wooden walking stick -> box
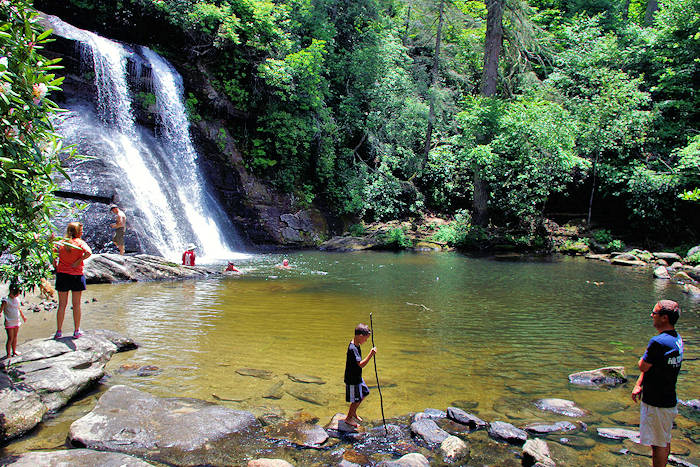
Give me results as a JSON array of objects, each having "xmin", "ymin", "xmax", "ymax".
[{"xmin": 369, "ymin": 312, "xmax": 388, "ymax": 435}]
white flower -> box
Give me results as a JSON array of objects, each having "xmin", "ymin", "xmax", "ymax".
[
  {"xmin": 0, "ymin": 57, "xmax": 7, "ymax": 70},
  {"xmin": 32, "ymin": 82, "xmax": 48, "ymax": 99},
  {"xmin": 0, "ymin": 82, "xmax": 11, "ymax": 94}
]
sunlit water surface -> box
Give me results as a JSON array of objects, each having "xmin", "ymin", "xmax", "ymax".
[{"xmin": 3, "ymin": 252, "xmax": 699, "ymax": 464}]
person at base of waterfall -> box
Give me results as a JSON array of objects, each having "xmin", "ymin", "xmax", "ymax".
[
  {"xmin": 182, "ymin": 244, "xmax": 196, "ymax": 266},
  {"xmin": 225, "ymin": 262, "xmax": 238, "ymax": 272},
  {"xmin": 275, "ymin": 259, "xmax": 291, "ymax": 269},
  {"xmin": 632, "ymin": 300, "xmax": 684, "ymax": 467},
  {"xmin": 1, "ymin": 283, "xmax": 27, "ymax": 359},
  {"xmin": 344, "ymin": 323, "xmax": 376, "ymax": 428},
  {"xmin": 53, "ymin": 222, "xmax": 92, "ymax": 340},
  {"xmin": 109, "ymin": 204, "xmax": 126, "ymax": 255}
]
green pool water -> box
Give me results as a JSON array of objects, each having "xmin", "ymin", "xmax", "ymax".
[{"xmin": 3, "ymin": 251, "xmax": 698, "ymax": 464}]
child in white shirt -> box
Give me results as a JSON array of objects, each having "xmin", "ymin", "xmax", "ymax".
[{"xmin": 1, "ymin": 284, "xmax": 27, "ymax": 359}]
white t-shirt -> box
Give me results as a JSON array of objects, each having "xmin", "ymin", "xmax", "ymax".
[{"xmin": 2, "ymin": 296, "xmax": 22, "ymax": 328}]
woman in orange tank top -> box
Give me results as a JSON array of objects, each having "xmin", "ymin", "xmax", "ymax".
[{"xmin": 53, "ymin": 222, "xmax": 92, "ymax": 339}]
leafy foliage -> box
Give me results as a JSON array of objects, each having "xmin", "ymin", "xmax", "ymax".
[{"xmin": 0, "ymin": 0, "xmax": 72, "ymax": 288}]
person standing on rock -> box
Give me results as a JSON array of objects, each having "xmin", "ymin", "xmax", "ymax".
[
  {"xmin": 109, "ymin": 204, "xmax": 126, "ymax": 255},
  {"xmin": 182, "ymin": 243, "xmax": 196, "ymax": 266},
  {"xmin": 53, "ymin": 222, "xmax": 92, "ymax": 339},
  {"xmin": 632, "ymin": 300, "xmax": 684, "ymax": 467},
  {"xmin": 1, "ymin": 283, "xmax": 27, "ymax": 359},
  {"xmin": 344, "ymin": 323, "xmax": 376, "ymax": 427}
]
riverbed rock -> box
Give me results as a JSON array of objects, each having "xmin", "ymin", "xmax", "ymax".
[
  {"xmin": 524, "ymin": 421, "xmax": 578, "ymax": 435},
  {"xmin": 611, "ymin": 258, "xmax": 648, "ymax": 267},
  {"xmin": 687, "ymin": 246, "xmax": 700, "ymax": 257},
  {"xmin": 0, "ymin": 373, "xmax": 47, "ymax": 442},
  {"xmin": 534, "ymin": 399, "xmax": 588, "ymax": 417},
  {"xmin": 654, "ymin": 266, "xmax": 671, "ymax": 279},
  {"xmin": 377, "ymin": 453, "xmax": 430, "ymax": 467},
  {"xmin": 585, "ymin": 253, "xmax": 611, "ymax": 262},
  {"xmin": 0, "ymin": 330, "xmax": 137, "ymax": 442},
  {"xmin": 319, "ymin": 235, "xmax": 381, "ymax": 252},
  {"xmin": 285, "ymin": 386, "xmax": 328, "ymax": 405},
  {"xmin": 412, "ymin": 408, "xmax": 446, "ymax": 421},
  {"xmin": 440, "ymin": 435, "xmax": 469, "ymax": 462},
  {"xmin": 325, "ymin": 413, "xmax": 359, "ymax": 436},
  {"xmin": 265, "ymin": 418, "xmax": 329, "ymax": 448},
  {"xmin": 84, "ymin": 253, "xmax": 220, "ymax": 283},
  {"xmin": 0, "ymin": 449, "xmax": 154, "ymax": 466},
  {"xmin": 674, "ymin": 271, "xmax": 697, "ymax": 284},
  {"xmin": 286, "ymin": 373, "xmax": 325, "ymax": 384},
  {"xmin": 236, "ymin": 368, "xmax": 274, "ymax": 379},
  {"xmin": 248, "ymin": 459, "xmax": 295, "ymax": 467},
  {"xmin": 688, "ymin": 266, "xmax": 700, "ymax": 282},
  {"xmin": 596, "ymin": 427, "xmax": 640, "ymax": 442},
  {"xmin": 679, "ymin": 399, "xmax": 700, "ymax": 411},
  {"xmin": 446, "ymin": 406, "xmax": 488, "ymax": 430},
  {"xmin": 410, "ymin": 418, "xmax": 450, "ymax": 445},
  {"xmin": 522, "ymin": 438, "xmax": 555, "ymax": 467},
  {"xmin": 69, "ymin": 385, "xmax": 259, "ymax": 465},
  {"xmin": 568, "ymin": 367, "xmax": 627, "ymax": 388},
  {"xmin": 683, "ymin": 284, "xmax": 700, "ymax": 297},
  {"xmin": 654, "ymin": 252, "xmax": 682, "ymax": 262},
  {"xmin": 263, "ymin": 380, "xmax": 285, "ymax": 399},
  {"xmin": 488, "ymin": 421, "xmax": 527, "ymax": 445}
]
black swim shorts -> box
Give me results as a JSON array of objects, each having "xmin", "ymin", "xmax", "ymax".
[
  {"xmin": 55, "ymin": 272, "xmax": 87, "ymax": 292},
  {"xmin": 346, "ymin": 380, "xmax": 370, "ymax": 403}
]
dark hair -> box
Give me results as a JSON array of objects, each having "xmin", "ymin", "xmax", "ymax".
[
  {"xmin": 355, "ymin": 323, "xmax": 371, "ymax": 336},
  {"xmin": 66, "ymin": 222, "xmax": 83, "ymax": 239},
  {"xmin": 9, "ymin": 283, "xmax": 20, "ymax": 295},
  {"xmin": 655, "ymin": 300, "xmax": 681, "ymax": 325}
]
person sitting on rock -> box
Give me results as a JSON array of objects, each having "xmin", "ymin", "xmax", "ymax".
[{"xmin": 182, "ymin": 244, "xmax": 196, "ymax": 266}]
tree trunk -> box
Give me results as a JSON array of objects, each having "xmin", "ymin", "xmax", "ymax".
[
  {"xmin": 645, "ymin": 0, "xmax": 658, "ymax": 26},
  {"xmin": 418, "ymin": 0, "xmax": 445, "ymax": 174},
  {"xmin": 587, "ymin": 151, "xmax": 599, "ymax": 226},
  {"xmin": 621, "ymin": 0, "xmax": 630, "ymax": 22},
  {"xmin": 402, "ymin": 5, "xmax": 411, "ymax": 46},
  {"xmin": 472, "ymin": 0, "xmax": 504, "ymax": 227}
]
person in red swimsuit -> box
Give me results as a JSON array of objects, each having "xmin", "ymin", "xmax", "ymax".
[{"xmin": 182, "ymin": 244, "xmax": 196, "ymax": 266}]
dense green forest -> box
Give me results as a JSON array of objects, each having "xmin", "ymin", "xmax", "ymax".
[{"xmin": 1, "ymin": 0, "xmax": 699, "ymax": 285}]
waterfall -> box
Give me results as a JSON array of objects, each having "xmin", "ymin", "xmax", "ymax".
[{"xmin": 45, "ymin": 15, "xmax": 246, "ymax": 261}]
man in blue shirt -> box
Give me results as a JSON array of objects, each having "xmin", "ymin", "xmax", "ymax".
[{"xmin": 632, "ymin": 300, "xmax": 684, "ymax": 467}]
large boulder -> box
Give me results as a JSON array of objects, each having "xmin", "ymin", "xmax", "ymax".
[
  {"xmin": 522, "ymin": 438, "xmax": 555, "ymax": 467},
  {"xmin": 264, "ymin": 418, "xmax": 329, "ymax": 448},
  {"xmin": 0, "ymin": 330, "xmax": 136, "ymax": 442},
  {"xmin": 687, "ymin": 245, "xmax": 700, "ymax": 258},
  {"xmin": 83, "ymin": 253, "xmax": 220, "ymax": 283},
  {"xmin": 653, "ymin": 252, "xmax": 682, "ymax": 262},
  {"xmin": 440, "ymin": 435, "xmax": 469, "ymax": 462},
  {"xmin": 654, "ymin": 266, "xmax": 671, "ymax": 279},
  {"xmin": 319, "ymin": 235, "xmax": 381, "ymax": 252},
  {"xmin": 524, "ymin": 421, "xmax": 578, "ymax": 435},
  {"xmin": 69, "ymin": 385, "xmax": 260, "ymax": 465},
  {"xmin": 568, "ymin": 367, "xmax": 627, "ymax": 388},
  {"xmin": 0, "ymin": 449, "xmax": 154, "ymax": 466},
  {"xmin": 683, "ymin": 284, "xmax": 700, "ymax": 297},
  {"xmin": 596, "ymin": 427, "xmax": 640, "ymax": 442}
]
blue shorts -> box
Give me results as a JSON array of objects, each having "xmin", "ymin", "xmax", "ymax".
[
  {"xmin": 55, "ymin": 273, "xmax": 86, "ymax": 292},
  {"xmin": 346, "ymin": 380, "xmax": 370, "ymax": 403}
]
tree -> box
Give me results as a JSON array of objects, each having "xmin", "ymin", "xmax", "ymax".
[{"xmin": 0, "ymin": 0, "xmax": 71, "ymax": 288}]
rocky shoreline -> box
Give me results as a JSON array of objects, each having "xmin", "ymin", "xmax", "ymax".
[{"xmin": 1, "ymin": 333, "xmax": 698, "ymax": 466}]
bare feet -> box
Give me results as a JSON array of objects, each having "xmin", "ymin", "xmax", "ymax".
[
  {"xmin": 343, "ymin": 417, "xmax": 359, "ymax": 427},
  {"xmin": 354, "ymin": 415, "xmax": 363, "ymax": 422},
  {"xmin": 12, "ymin": 351, "xmax": 20, "ymax": 357}
]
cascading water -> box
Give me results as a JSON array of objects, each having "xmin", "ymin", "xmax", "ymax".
[{"xmin": 45, "ymin": 15, "xmax": 246, "ymax": 261}]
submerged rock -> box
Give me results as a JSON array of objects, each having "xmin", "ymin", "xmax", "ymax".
[
  {"xmin": 285, "ymin": 386, "xmax": 328, "ymax": 406},
  {"xmin": 487, "ymin": 421, "xmax": 527, "ymax": 446},
  {"xmin": 0, "ymin": 449, "xmax": 153, "ymax": 466},
  {"xmin": 524, "ymin": 421, "xmax": 578, "ymax": 435},
  {"xmin": 69, "ymin": 385, "xmax": 259, "ymax": 465},
  {"xmin": 654, "ymin": 266, "xmax": 671, "ymax": 279},
  {"xmin": 597, "ymin": 427, "xmax": 640, "ymax": 442},
  {"xmin": 248, "ymin": 459, "xmax": 295, "ymax": 467},
  {"xmin": 568, "ymin": 367, "xmax": 627, "ymax": 388},
  {"xmin": 286, "ymin": 373, "xmax": 326, "ymax": 384},
  {"xmin": 236, "ymin": 368, "xmax": 274, "ymax": 379},
  {"xmin": 264, "ymin": 419, "xmax": 329, "ymax": 448},
  {"xmin": 0, "ymin": 330, "xmax": 136, "ymax": 442},
  {"xmin": 263, "ymin": 380, "xmax": 285, "ymax": 399},
  {"xmin": 534, "ymin": 398, "xmax": 588, "ymax": 418}
]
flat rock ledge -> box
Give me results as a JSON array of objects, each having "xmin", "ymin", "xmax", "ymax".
[
  {"xmin": 1, "ymin": 449, "xmax": 153, "ymax": 466},
  {"xmin": 0, "ymin": 330, "xmax": 136, "ymax": 442},
  {"xmin": 69, "ymin": 385, "xmax": 260, "ymax": 466},
  {"xmin": 83, "ymin": 253, "xmax": 221, "ymax": 283}
]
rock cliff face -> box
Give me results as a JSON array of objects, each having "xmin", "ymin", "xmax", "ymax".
[{"xmin": 40, "ymin": 16, "xmax": 329, "ymax": 254}]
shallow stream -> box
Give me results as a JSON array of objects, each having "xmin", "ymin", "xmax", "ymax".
[{"xmin": 3, "ymin": 251, "xmax": 698, "ymax": 464}]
